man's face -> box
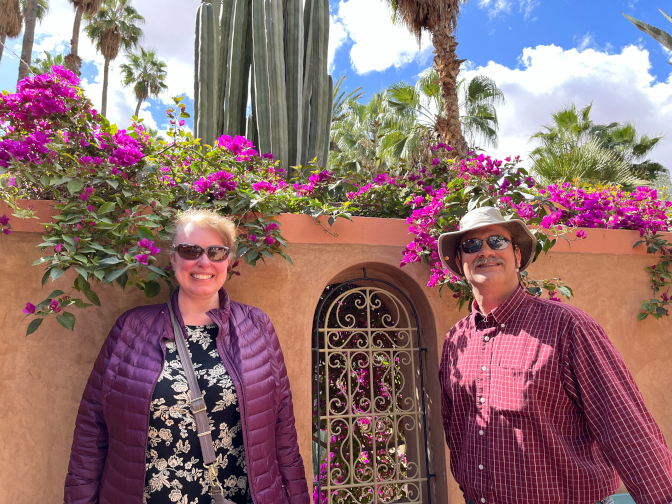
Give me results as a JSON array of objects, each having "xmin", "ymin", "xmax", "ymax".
[{"xmin": 458, "ymin": 224, "xmax": 521, "ymax": 291}]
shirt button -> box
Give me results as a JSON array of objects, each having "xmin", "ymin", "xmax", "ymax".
[
  {"xmin": 480, "ymin": 397, "xmax": 485, "ymax": 403},
  {"xmin": 484, "ymin": 336, "xmax": 490, "ymax": 342},
  {"xmin": 500, "ymin": 323, "xmax": 505, "ymax": 328},
  {"xmin": 481, "ymin": 499, "xmax": 486, "ymax": 503},
  {"xmin": 479, "ymin": 430, "xmax": 484, "ymax": 435},
  {"xmin": 479, "ymin": 464, "xmax": 484, "ymax": 470},
  {"xmin": 482, "ymin": 366, "xmax": 487, "ymax": 371}
]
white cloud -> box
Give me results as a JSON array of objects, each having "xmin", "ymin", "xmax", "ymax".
[
  {"xmin": 334, "ymin": 0, "xmax": 432, "ymax": 74},
  {"xmin": 458, "ymin": 44, "xmax": 672, "ymax": 171},
  {"xmin": 575, "ymin": 32, "xmax": 595, "ymax": 52},
  {"xmin": 329, "ymin": 15, "xmax": 347, "ymax": 73},
  {"xmin": 478, "ymin": 0, "xmax": 540, "ymax": 20}
]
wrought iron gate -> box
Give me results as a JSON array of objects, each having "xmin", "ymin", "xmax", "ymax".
[{"xmin": 312, "ymin": 272, "xmax": 432, "ymax": 504}]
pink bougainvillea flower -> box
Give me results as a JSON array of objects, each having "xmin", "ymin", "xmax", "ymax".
[
  {"xmin": 73, "ymin": 236, "xmax": 80, "ymax": 243},
  {"xmin": 264, "ymin": 235, "xmax": 275, "ymax": 245},
  {"xmin": 2, "ymin": 228, "xmax": 12, "ymax": 235},
  {"xmin": 576, "ymin": 229, "xmax": 587, "ymax": 239},
  {"xmin": 23, "ymin": 302, "xmax": 36, "ymax": 314},
  {"xmin": 49, "ymin": 299, "xmax": 61, "ymax": 313},
  {"xmin": 54, "ymin": 243, "xmax": 62, "ymax": 252},
  {"xmin": 249, "ymin": 234, "xmax": 257, "ymax": 242},
  {"xmin": 0, "ymin": 214, "xmax": 9, "ymax": 226},
  {"xmin": 135, "ymin": 253, "xmax": 149, "ymax": 265}
]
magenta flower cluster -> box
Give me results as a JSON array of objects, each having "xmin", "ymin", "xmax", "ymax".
[
  {"xmin": 293, "ymin": 169, "xmax": 333, "ymax": 196},
  {"xmin": 0, "ymin": 214, "xmax": 11, "ymax": 235},
  {"xmin": 135, "ymin": 238, "xmax": 161, "ymax": 265},
  {"xmin": 536, "ymin": 184, "xmax": 672, "ymax": 234},
  {"xmin": 217, "ymin": 135, "xmax": 258, "ymax": 161}
]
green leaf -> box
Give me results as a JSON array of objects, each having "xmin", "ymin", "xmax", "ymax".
[
  {"xmin": 74, "ymin": 254, "xmax": 89, "ymax": 264},
  {"xmin": 98, "ymin": 202, "xmax": 116, "ymax": 215},
  {"xmin": 144, "ymin": 280, "xmax": 161, "ymax": 298},
  {"xmin": 67, "ymin": 179, "xmax": 85, "ymax": 195},
  {"xmin": 74, "ymin": 265, "xmax": 88, "ymax": 280},
  {"xmin": 50, "ymin": 268, "xmax": 65, "ymax": 281},
  {"xmin": 56, "ymin": 311, "xmax": 76, "ymax": 331},
  {"xmin": 41, "ymin": 269, "xmax": 51, "ymax": 287},
  {"xmin": 136, "ymin": 226, "xmax": 154, "ymax": 240},
  {"xmin": 74, "ymin": 275, "xmax": 90, "ymax": 291},
  {"xmin": 83, "ymin": 288, "xmax": 101, "ymax": 306},
  {"xmin": 115, "ymin": 272, "xmax": 129, "ymax": 289},
  {"xmin": 40, "ymin": 175, "xmax": 50, "ymax": 186},
  {"xmin": 148, "ymin": 265, "xmax": 168, "ymax": 277},
  {"xmin": 557, "ymin": 285, "xmax": 573, "ymax": 299},
  {"xmin": 98, "ymin": 257, "xmax": 123, "ymax": 267},
  {"xmin": 107, "ymin": 179, "xmax": 119, "ymax": 189},
  {"xmin": 26, "ymin": 318, "xmax": 44, "ymax": 336},
  {"xmin": 105, "ymin": 266, "xmax": 128, "ymax": 284},
  {"xmin": 637, "ymin": 312, "xmax": 649, "ymax": 321},
  {"xmin": 656, "ymin": 307, "xmax": 667, "ymax": 317},
  {"xmin": 62, "ymin": 235, "xmax": 76, "ymax": 246},
  {"xmin": 47, "ymin": 290, "xmax": 64, "ymax": 299},
  {"xmin": 71, "ymin": 298, "xmax": 93, "ymax": 309}
]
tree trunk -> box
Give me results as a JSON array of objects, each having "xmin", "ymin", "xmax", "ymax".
[
  {"xmin": 101, "ymin": 57, "xmax": 110, "ymax": 117},
  {"xmin": 65, "ymin": 5, "xmax": 84, "ymax": 75},
  {"xmin": 134, "ymin": 97, "xmax": 143, "ymax": 118},
  {"xmin": 0, "ymin": 35, "xmax": 6, "ymax": 69},
  {"xmin": 431, "ymin": 20, "xmax": 468, "ymax": 158},
  {"xmin": 18, "ymin": 0, "xmax": 39, "ymax": 82}
]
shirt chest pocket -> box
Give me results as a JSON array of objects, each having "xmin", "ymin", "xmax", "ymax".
[
  {"xmin": 490, "ymin": 367, "xmax": 533, "ymax": 413},
  {"xmin": 490, "ymin": 335, "xmax": 536, "ymax": 413}
]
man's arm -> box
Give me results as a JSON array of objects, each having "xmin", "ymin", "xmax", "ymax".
[
  {"xmin": 562, "ymin": 312, "xmax": 672, "ymax": 504},
  {"xmin": 439, "ymin": 336, "xmax": 453, "ymax": 449}
]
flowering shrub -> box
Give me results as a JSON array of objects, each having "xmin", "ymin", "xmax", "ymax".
[{"xmin": 1, "ymin": 68, "xmax": 670, "ymax": 334}]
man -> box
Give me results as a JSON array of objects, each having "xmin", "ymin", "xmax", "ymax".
[{"xmin": 437, "ymin": 206, "xmax": 672, "ymax": 504}]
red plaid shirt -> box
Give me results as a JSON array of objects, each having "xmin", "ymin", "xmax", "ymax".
[{"xmin": 440, "ymin": 285, "xmax": 672, "ymax": 504}]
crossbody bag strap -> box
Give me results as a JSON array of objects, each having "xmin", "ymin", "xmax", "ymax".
[{"xmin": 166, "ymin": 302, "xmax": 229, "ymax": 504}]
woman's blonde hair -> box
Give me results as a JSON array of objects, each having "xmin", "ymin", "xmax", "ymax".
[{"xmin": 172, "ymin": 208, "xmax": 237, "ymax": 257}]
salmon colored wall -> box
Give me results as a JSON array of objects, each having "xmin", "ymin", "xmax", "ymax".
[{"xmin": 0, "ymin": 207, "xmax": 669, "ymax": 504}]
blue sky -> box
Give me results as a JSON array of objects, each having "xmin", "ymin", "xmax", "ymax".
[{"xmin": 1, "ymin": 0, "xmax": 671, "ymax": 167}]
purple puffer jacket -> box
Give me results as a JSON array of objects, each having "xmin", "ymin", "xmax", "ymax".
[{"xmin": 64, "ymin": 288, "xmax": 309, "ymax": 504}]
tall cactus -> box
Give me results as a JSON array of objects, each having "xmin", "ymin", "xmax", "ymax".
[
  {"xmin": 194, "ymin": 0, "xmax": 331, "ymax": 171},
  {"xmin": 194, "ymin": 1, "xmax": 216, "ymax": 146}
]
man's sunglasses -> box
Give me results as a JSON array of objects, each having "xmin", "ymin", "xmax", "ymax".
[
  {"xmin": 174, "ymin": 243, "xmax": 230, "ymax": 262},
  {"xmin": 460, "ymin": 235, "xmax": 511, "ymax": 254}
]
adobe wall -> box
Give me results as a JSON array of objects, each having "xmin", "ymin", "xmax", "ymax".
[{"xmin": 0, "ymin": 209, "xmax": 669, "ymax": 503}]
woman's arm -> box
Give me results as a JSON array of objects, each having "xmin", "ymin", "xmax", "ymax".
[
  {"xmin": 63, "ymin": 313, "xmax": 127, "ymax": 504},
  {"xmin": 262, "ymin": 313, "xmax": 310, "ymax": 504}
]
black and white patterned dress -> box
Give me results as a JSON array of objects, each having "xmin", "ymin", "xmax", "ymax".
[{"xmin": 144, "ymin": 324, "xmax": 253, "ymax": 504}]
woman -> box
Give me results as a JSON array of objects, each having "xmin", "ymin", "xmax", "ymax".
[{"xmin": 64, "ymin": 208, "xmax": 309, "ymax": 504}]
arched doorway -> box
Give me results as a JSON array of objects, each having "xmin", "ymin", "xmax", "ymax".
[{"xmin": 312, "ymin": 270, "xmax": 432, "ymax": 504}]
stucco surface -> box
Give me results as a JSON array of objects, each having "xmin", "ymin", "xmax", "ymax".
[{"xmin": 0, "ymin": 215, "xmax": 669, "ymax": 504}]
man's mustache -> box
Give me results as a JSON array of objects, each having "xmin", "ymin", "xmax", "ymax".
[{"xmin": 473, "ymin": 257, "xmax": 504, "ymax": 268}]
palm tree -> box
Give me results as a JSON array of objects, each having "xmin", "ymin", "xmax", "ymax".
[
  {"xmin": 64, "ymin": 0, "xmax": 104, "ymax": 75},
  {"xmin": 380, "ymin": 0, "xmax": 468, "ymax": 157},
  {"xmin": 15, "ymin": 0, "xmax": 49, "ymax": 81},
  {"xmin": 529, "ymin": 102, "xmax": 664, "ymax": 187},
  {"xmin": 0, "ymin": 0, "xmax": 22, "ymax": 69},
  {"xmin": 30, "ymin": 49, "xmax": 64, "ymax": 74},
  {"xmin": 84, "ymin": 0, "xmax": 144, "ymax": 117},
  {"xmin": 386, "ymin": 68, "xmax": 505, "ymax": 161},
  {"xmin": 623, "ymin": 9, "xmax": 672, "ymax": 65},
  {"xmin": 119, "ymin": 47, "xmax": 167, "ymax": 118},
  {"xmin": 330, "ymin": 92, "xmax": 398, "ymax": 174}
]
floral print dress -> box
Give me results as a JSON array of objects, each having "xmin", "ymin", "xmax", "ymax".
[{"xmin": 144, "ymin": 324, "xmax": 253, "ymax": 504}]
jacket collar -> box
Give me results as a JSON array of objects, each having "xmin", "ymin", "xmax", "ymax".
[{"xmin": 166, "ymin": 287, "xmax": 231, "ymax": 341}]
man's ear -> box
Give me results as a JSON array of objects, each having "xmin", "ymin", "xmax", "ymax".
[{"xmin": 514, "ymin": 245, "xmax": 522, "ymax": 270}]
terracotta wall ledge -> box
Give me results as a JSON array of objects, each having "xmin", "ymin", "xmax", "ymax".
[{"xmin": 1, "ymin": 200, "xmax": 669, "ymax": 256}]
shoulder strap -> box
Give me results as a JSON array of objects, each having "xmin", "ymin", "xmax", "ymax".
[{"xmin": 166, "ymin": 303, "xmax": 230, "ymax": 504}]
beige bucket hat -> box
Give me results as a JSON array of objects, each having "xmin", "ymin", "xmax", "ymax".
[{"xmin": 438, "ymin": 207, "xmax": 537, "ymax": 279}]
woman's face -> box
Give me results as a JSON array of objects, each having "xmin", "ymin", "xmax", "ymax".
[{"xmin": 170, "ymin": 224, "xmax": 230, "ymax": 301}]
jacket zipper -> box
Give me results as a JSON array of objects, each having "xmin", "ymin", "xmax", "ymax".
[
  {"xmin": 141, "ymin": 315, "xmax": 168, "ymax": 494},
  {"xmin": 208, "ymin": 309, "xmax": 259, "ymax": 504}
]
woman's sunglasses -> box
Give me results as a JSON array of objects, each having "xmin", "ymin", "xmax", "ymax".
[
  {"xmin": 174, "ymin": 243, "xmax": 230, "ymax": 262},
  {"xmin": 460, "ymin": 235, "xmax": 511, "ymax": 254}
]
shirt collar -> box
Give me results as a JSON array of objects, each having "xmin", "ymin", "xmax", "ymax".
[{"xmin": 471, "ymin": 284, "xmax": 529, "ymax": 326}]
